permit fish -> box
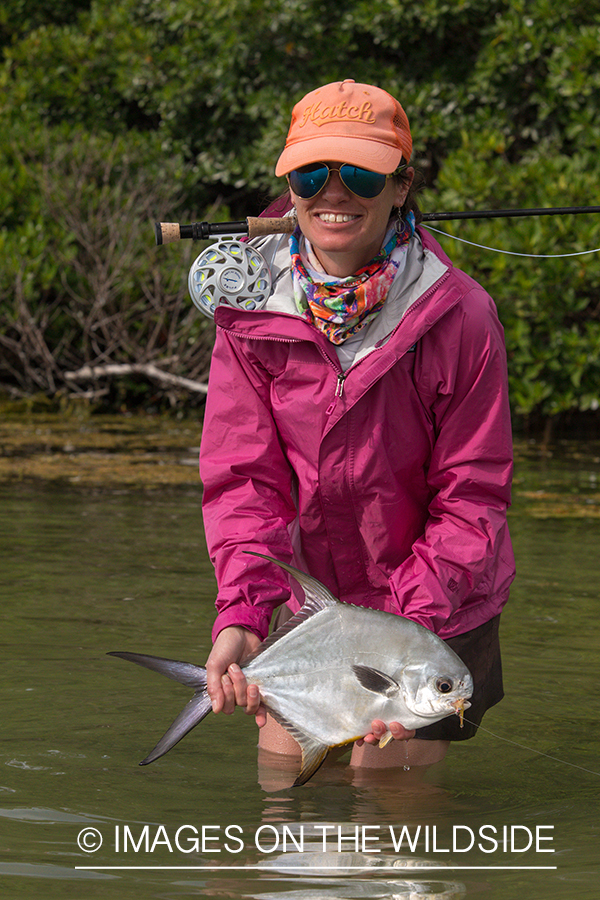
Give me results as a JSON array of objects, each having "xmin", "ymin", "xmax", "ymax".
[{"xmin": 109, "ymin": 553, "xmax": 473, "ymax": 785}]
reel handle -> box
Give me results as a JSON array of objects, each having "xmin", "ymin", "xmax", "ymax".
[{"xmin": 155, "ymin": 217, "xmax": 297, "ymax": 245}]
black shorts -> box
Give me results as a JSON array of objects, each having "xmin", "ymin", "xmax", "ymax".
[{"xmin": 415, "ymin": 614, "xmax": 503, "ymax": 742}]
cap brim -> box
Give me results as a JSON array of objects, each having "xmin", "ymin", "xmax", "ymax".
[{"xmin": 275, "ymin": 137, "xmax": 403, "ymax": 177}]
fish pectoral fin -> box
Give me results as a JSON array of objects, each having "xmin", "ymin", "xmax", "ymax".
[
  {"xmin": 352, "ymin": 664, "xmax": 400, "ymax": 697},
  {"xmin": 378, "ymin": 730, "xmax": 394, "ymax": 749}
]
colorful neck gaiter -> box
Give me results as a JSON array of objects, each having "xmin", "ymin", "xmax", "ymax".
[{"xmin": 290, "ymin": 212, "xmax": 415, "ymax": 344}]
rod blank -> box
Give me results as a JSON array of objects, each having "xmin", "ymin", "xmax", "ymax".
[{"xmin": 421, "ymin": 206, "xmax": 600, "ymax": 223}]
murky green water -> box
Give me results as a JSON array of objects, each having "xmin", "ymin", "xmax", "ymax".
[{"xmin": 1, "ymin": 443, "xmax": 599, "ymax": 899}]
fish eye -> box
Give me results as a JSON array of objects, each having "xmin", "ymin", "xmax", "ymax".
[{"xmin": 436, "ymin": 678, "xmax": 454, "ymax": 694}]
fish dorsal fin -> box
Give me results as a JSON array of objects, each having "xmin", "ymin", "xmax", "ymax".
[
  {"xmin": 352, "ymin": 664, "xmax": 400, "ymax": 697},
  {"xmin": 241, "ymin": 552, "xmax": 338, "ymax": 665},
  {"xmin": 267, "ymin": 708, "xmax": 331, "ymax": 787},
  {"xmin": 244, "ymin": 551, "xmax": 338, "ymax": 607}
]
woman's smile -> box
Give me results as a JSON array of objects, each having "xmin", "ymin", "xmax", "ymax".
[{"xmin": 316, "ymin": 212, "xmax": 361, "ymax": 224}]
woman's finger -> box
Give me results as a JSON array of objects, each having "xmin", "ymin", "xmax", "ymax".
[
  {"xmin": 389, "ymin": 721, "xmax": 416, "ymax": 741},
  {"xmin": 244, "ymin": 682, "xmax": 262, "ymax": 717},
  {"xmin": 227, "ymin": 663, "xmax": 248, "ymax": 708},
  {"xmin": 220, "ymin": 672, "xmax": 236, "ymax": 715},
  {"xmin": 357, "ymin": 720, "xmax": 416, "ymax": 746}
]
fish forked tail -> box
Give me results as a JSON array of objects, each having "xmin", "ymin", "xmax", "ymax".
[{"xmin": 108, "ymin": 652, "xmax": 212, "ymax": 766}]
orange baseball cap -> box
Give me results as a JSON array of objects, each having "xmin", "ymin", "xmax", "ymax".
[{"xmin": 275, "ymin": 79, "xmax": 412, "ymax": 177}]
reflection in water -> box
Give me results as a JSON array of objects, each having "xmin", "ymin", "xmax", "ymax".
[
  {"xmin": 254, "ymin": 850, "xmax": 466, "ymax": 897},
  {"xmin": 237, "ymin": 782, "xmax": 471, "ymax": 899},
  {"xmin": 252, "ymin": 876, "xmax": 466, "ymax": 900},
  {"xmin": 257, "ymin": 745, "xmax": 453, "ymax": 796},
  {"xmin": 0, "ymin": 863, "xmax": 117, "ymax": 881},
  {"xmin": 246, "ymin": 826, "xmax": 465, "ymax": 899},
  {"xmin": 179, "ymin": 876, "xmax": 466, "ymax": 900},
  {"xmin": 258, "ymin": 757, "xmax": 457, "ymax": 825},
  {"xmin": 257, "ymin": 850, "xmax": 439, "ymax": 875}
]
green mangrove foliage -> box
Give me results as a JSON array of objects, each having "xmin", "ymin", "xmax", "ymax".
[{"xmin": 0, "ymin": 0, "xmax": 599, "ymax": 426}]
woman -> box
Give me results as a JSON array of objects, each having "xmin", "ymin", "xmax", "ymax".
[{"xmin": 200, "ymin": 80, "xmax": 515, "ymax": 769}]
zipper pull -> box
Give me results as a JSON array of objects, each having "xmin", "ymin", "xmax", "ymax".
[{"xmin": 326, "ymin": 374, "xmax": 346, "ymax": 416}]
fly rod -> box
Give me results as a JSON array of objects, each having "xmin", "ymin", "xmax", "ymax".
[{"xmin": 155, "ymin": 206, "xmax": 600, "ymax": 245}]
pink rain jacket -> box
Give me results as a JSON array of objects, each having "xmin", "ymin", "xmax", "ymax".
[{"xmin": 200, "ymin": 229, "xmax": 515, "ymax": 643}]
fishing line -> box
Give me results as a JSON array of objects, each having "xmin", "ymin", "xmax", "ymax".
[
  {"xmin": 462, "ymin": 717, "xmax": 600, "ymax": 778},
  {"xmin": 423, "ymin": 225, "xmax": 600, "ymax": 259}
]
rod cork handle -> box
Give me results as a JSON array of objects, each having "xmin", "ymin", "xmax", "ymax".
[
  {"xmin": 155, "ymin": 222, "xmax": 182, "ymax": 245},
  {"xmin": 154, "ymin": 216, "xmax": 298, "ymax": 245},
  {"xmin": 246, "ymin": 216, "xmax": 297, "ymax": 237}
]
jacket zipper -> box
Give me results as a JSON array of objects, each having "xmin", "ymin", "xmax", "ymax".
[
  {"xmin": 322, "ymin": 273, "xmax": 452, "ymax": 416},
  {"xmin": 325, "ymin": 373, "xmax": 346, "ymax": 416}
]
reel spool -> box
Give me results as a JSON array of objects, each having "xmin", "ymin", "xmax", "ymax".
[{"xmin": 188, "ymin": 240, "xmax": 272, "ymax": 319}]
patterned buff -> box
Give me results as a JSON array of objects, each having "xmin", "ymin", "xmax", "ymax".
[{"xmin": 290, "ymin": 212, "xmax": 415, "ymax": 344}]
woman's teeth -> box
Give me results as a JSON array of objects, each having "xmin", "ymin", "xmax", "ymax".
[{"xmin": 318, "ymin": 213, "xmax": 358, "ymax": 223}]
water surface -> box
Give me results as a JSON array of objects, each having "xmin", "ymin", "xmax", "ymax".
[{"xmin": 1, "ymin": 436, "xmax": 599, "ymax": 899}]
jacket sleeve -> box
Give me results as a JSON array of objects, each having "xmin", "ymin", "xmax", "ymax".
[
  {"xmin": 199, "ymin": 326, "xmax": 297, "ymax": 643},
  {"xmin": 387, "ymin": 281, "xmax": 515, "ymax": 636}
]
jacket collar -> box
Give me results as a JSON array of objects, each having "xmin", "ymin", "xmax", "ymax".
[{"xmin": 214, "ymin": 228, "xmax": 458, "ymax": 358}]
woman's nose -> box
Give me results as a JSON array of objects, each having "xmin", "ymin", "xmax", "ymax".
[{"xmin": 321, "ymin": 169, "xmax": 352, "ymax": 200}]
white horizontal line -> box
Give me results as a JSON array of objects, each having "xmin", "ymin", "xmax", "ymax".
[{"xmin": 74, "ymin": 865, "xmax": 558, "ymax": 871}]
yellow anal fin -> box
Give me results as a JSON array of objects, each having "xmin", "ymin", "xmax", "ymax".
[
  {"xmin": 331, "ymin": 736, "xmax": 363, "ymax": 748},
  {"xmin": 293, "ymin": 744, "xmax": 331, "ymax": 787}
]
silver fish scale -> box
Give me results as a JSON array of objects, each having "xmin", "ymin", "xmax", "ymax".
[{"xmin": 243, "ymin": 602, "xmax": 470, "ymax": 745}]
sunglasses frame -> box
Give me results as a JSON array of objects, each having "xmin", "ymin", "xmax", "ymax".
[{"xmin": 287, "ymin": 163, "xmax": 406, "ymax": 201}]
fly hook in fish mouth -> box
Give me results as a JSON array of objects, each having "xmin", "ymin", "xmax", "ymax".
[{"xmin": 452, "ymin": 698, "xmax": 470, "ymax": 728}]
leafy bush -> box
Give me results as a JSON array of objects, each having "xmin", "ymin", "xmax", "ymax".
[{"xmin": 1, "ymin": 0, "xmax": 599, "ymax": 430}]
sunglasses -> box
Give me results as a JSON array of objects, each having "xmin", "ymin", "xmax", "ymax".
[{"xmin": 288, "ymin": 163, "xmax": 401, "ymax": 200}]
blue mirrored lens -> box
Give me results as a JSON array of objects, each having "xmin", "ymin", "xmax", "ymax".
[
  {"xmin": 340, "ymin": 165, "xmax": 387, "ymax": 199},
  {"xmin": 288, "ymin": 164, "xmax": 388, "ymax": 199},
  {"xmin": 288, "ymin": 164, "xmax": 329, "ymax": 198}
]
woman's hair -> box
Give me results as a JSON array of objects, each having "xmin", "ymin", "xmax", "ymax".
[{"xmin": 395, "ymin": 158, "xmax": 424, "ymax": 226}]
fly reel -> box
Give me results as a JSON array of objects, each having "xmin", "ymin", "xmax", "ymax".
[{"xmin": 188, "ymin": 240, "xmax": 272, "ymax": 319}]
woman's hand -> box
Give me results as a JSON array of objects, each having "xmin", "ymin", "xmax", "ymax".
[
  {"xmin": 205, "ymin": 626, "xmax": 267, "ymax": 727},
  {"xmin": 356, "ymin": 719, "xmax": 416, "ymax": 746}
]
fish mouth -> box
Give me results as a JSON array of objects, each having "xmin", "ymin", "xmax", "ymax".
[{"xmin": 451, "ymin": 698, "xmax": 471, "ymax": 728}]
